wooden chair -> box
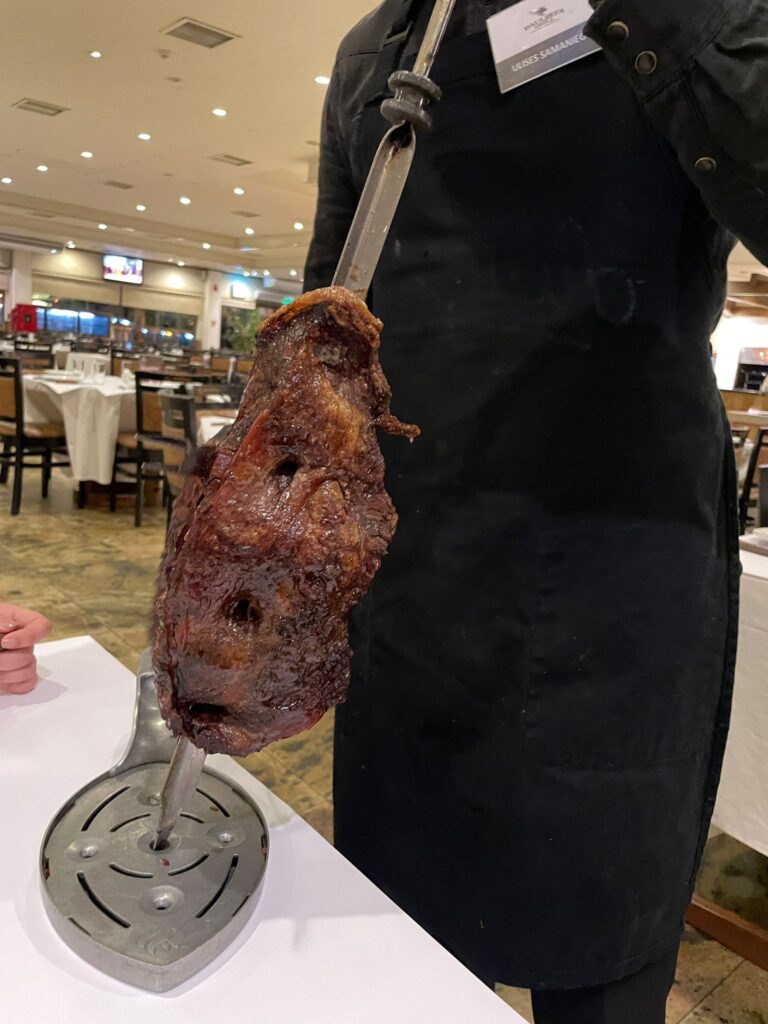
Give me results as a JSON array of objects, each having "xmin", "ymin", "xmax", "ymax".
[
  {"xmin": 111, "ymin": 351, "xmax": 141, "ymax": 377},
  {"xmin": 73, "ymin": 339, "xmax": 110, "ymax": 354},
  {"xmin": 211, "ymin": 354, "xmax": 236, "ymax": 382},
  {"xmin": 13, "ymin": 341, "xmax": 54, "ymax": 371},
  {"xmin": 159, "ymin": 393, "xmax": 196, "ymax": 523},
  {"xmin": 0, "ymin": 357, "xmax": 69, "ymax": 515},
  {"xmin": 739, "ymin": 426, "xmax": 768, "ymax": 533},
  {"xmin": 112, "ymin": 371, "xmax": 211, "ymax": 526}
]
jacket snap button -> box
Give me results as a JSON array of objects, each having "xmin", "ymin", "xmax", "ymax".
[
  {"xmin": 606, "ymin": 20, "xmax": 629, "ymax": 41},
  {"xmin": 695, "ymin": 156, "xmax": 718, "ymax": 174},
  {"xmin": 635, "ymin": 51, "xmax": 658, "ymax": 74}
]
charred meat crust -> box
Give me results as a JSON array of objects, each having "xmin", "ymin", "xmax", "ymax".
[{"xmin": 152, "ymin": 287, "xmax": 418, "ymax": 755}]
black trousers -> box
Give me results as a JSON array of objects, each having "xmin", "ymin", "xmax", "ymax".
[{"xmin": 529, "ymin": 946, "xmax": 679, "ymax": 1024}]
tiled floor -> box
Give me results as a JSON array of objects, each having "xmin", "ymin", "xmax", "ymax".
[{"xmin": 2, "ymin": 470, "xmax": 767, "ymax": 1022}]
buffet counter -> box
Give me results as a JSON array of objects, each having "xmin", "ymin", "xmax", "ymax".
[{"xmin": 0, "ymin": 637, "xmax": 520, "ymax": 1023}]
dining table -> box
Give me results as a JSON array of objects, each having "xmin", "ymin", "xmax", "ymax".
[
  {"xmin": 712, "ymin": 541, "xmax": 768, "ymax": 855},
  {"xmin": 23, "ymin": 373, "xmax": 136, "ymax": 485},
  {"xmin": 196, "ymin": 409, "xmax": 237, "ymax": 445},
  {"xmin": 0, "ymin": 636, "xmax": 521, "ymax": 1024}
]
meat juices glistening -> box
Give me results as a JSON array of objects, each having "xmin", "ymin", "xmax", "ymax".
[{"xmin": 152, "ymin": 286, "xmax": 418, "ymax": 757}]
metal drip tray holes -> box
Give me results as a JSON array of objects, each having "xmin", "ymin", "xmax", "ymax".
[{"xmin": 41, "ymin": 763, "xmax": 268, "ymax": 991}]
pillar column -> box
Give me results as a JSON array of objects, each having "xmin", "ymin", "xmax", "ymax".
[
  {"xmin": 200, "ymin": 270, "xmax": 224, "ymax": 350},
  {"xmin": 7, "ymin": 249, "xmax": 33, "ymax": 313}
]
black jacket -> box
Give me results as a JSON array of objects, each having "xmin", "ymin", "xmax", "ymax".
[{"xmin": 303, "ymin": 0, "xmax": 762, "ymax": 988}]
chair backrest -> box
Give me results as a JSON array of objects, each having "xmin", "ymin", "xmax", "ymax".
[
  {"xmin": 236, "ymin": 356, "xmax": 253, "ymax": 375},
  {"xmin": 0, "ymin": 357, "xmax": 23, "ymax": 437},
  {"xmin": 189, "ymin": 351, "xmax": 212, "ymax": 368},
  {"xmin": 161, "ymin": 361, "xmax": 218, "ymax": 381},
  {"xmin": 135, "ymin": 371, "xmax": 212, "ymax": 438},
  {"xmin": 13, "ymin": 344, "xmax": 54, "ymax": 370},
  {"xmin": 111, "ymin": 351, "xmax": 140, "ymax": 377},
  {"xmin": 211, "ymin": 354, "xmax": 236, "ymax": 381},
  {"xmin": 73, "ymin": 339, "xmax": 107, "ymax": 353},
  {"xmin": 738, "ymin": 425, "xmax": 768, "ymax": 532},
  {"xmin": 14, "ymin": 340, "xmax": 51, "ymax": 352},
  {"xmin": 159, "ymin": 392, "xmax": 196, "ymax": 497}
]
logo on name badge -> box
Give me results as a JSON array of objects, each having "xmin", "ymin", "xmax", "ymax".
[{"xmin": 524, "ymin": 7, "xmax": 566, "ymax": 34}]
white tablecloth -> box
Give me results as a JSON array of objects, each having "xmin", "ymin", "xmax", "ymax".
[
  {"xmin": 0, "ymin": 637, "xmax": 519, "ymax": 1023},
  {"xmin": 712, "ymin": 548, "xmax": 768, "ymax": 856},
  {"xmin": 197, "ymin": 413, "xmax": 236, "ymax": 445},
  {"xmin": 23, "ymin": 375, "xmax": 135, "ymax": 484}
]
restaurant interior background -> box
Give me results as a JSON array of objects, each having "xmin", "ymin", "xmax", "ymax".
[{"xmin": 1, "ymin": 1, "xmax": 767, "ymax": 1021}]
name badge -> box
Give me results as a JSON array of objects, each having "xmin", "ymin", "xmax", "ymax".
[{"xmin": 487, "ymin": 1, "xmax": 601, "ymax": 93}]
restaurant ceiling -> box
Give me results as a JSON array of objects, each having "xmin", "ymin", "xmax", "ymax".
[
  {"xmin": 0, "ymin": 1, "xmax": 764, "ymax": 289},
  {"xmin": 0, "ymin": 0, "xmax": 374, "ymax": 284}
]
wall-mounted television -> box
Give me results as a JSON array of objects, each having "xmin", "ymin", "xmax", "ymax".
[{"xmin": 103, "ymin": 254, "xmax": 143, "ymax": 285}]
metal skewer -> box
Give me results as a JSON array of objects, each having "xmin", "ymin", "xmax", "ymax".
[
  {"xmin": 151, "ymin": 0, "xmax": 456, "ymax": 852},
  {"xmin": 153, "ymin": 736, "xmax": 207, "ymax": 850},
  {"xmin": 332, "ymin": 0, "xmax": 457, "ymax": 294}
]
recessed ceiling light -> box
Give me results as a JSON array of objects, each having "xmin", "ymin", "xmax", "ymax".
[
  {"xmin": 50, "ymin": 248, "xmax": 58, "ymax": 254},
  {"xmin": 135, "ymin": 203, "xmax": 146, "ymax": 212},
  {"xmin": 201, "ymin": 242, "xmax": 211, "ymax": 250},
  {"xmin": 98, "ymin": 223, "xmax": 108, "ymax": 230},
  {"xmin": 289, "ymin": 269, "xmax": 298, "ymax": 277},
  {"xmin": 80, "ymin": 150, "xmax": 93, "ymax": 159},
  {"xmin": 212, "ymin": 107, "xmax": 227, "ymax": 117},
  {"xmin": 263, "ymin": 268, "xmax": 270, "ymax": 275},
  {"xmin": 36, "ymin": 164, "xmax": 49, "ymax": 172},
  {"xmin": 244, "ymin": 226, "xmax": 255, "ymax": 235},
  {"xmin": 177, "ymin": 260, "xmax": 185, "ymax": 267},
  {"xmin": 314, "ymin": 75, "xmax": 331, "ymax": 85},
  {"xmin": 243, "ymin": 270, "xmax": 250, "ymax": 277},
  {"xmin": 89, "ymin": 50, "xmax": 103, "ymax": 59},
  {"xmin": 137, "ymin": 132, "xmax": 151, "ymax": 141},
  {"xmin": 233, "ymin": 186, "xmax": 245, "ymax": 196},
  {"xmin": 1, "ymin": 177, "xmax": 12, "ymax": 185},
  {"xmin": 293, "ymin": 221, "xmax": 304, "ymax": 231},
  {"xmin": 179, "ymin": 195, "xmax": 191, "ymax": 205},
  {"xmin": 66, "ymin": 241, "xmax": 76, "ymax": 248}
]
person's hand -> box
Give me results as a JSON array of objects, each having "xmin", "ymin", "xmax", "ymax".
[{"xmin": 0, "ymin": 605, "xmax": 52, "ymax": 696}]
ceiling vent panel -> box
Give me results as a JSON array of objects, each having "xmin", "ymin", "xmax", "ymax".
[
  {"xmin": 13, "ymin": 98, "xmax": 69, "ymax": 116},
  {"xmin": 103, "ymin": 180, "xmax": 134, "ymax": 190},
  {"xmin": 231, "ymin": 210, "xmax": 261, "ymax": 219},
  {"xmin": 164, "ymin": 18, "xmax": 237, "ymax": 48},
  {"xmin": 209, "ymin": 153, "xmax": 253, "ymax": 167}
]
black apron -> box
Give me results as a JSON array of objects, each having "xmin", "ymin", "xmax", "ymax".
[{"xmin": 332, "ymin": 2, "xmax": 740, "ymax": 989}]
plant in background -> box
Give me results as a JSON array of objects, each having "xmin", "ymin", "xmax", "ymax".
[{"xmin": 222, "ymin": 307, "xmax": 262, "ymax": 353}]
